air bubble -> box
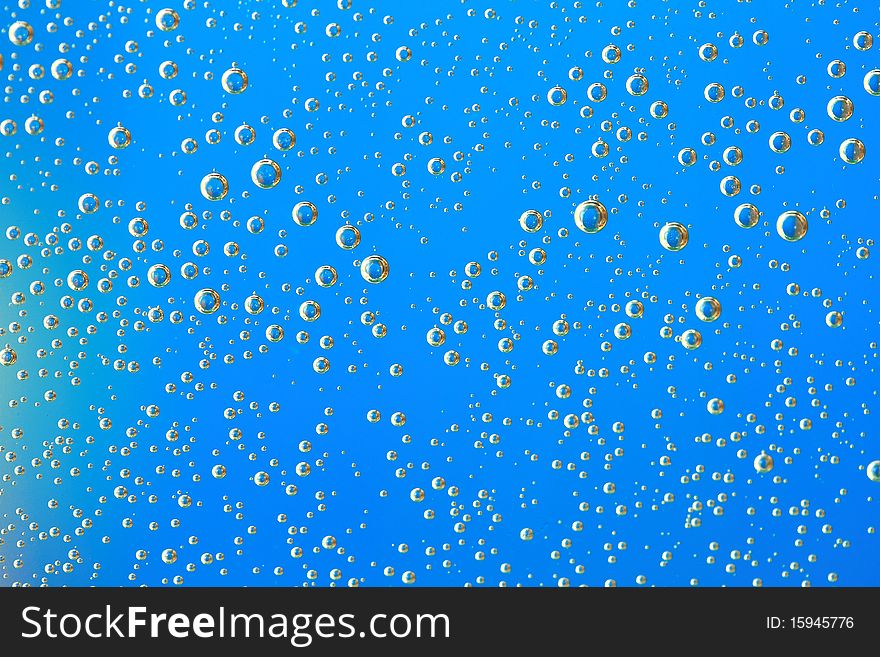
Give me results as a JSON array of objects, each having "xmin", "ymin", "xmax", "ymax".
[
  {"xmin": 659, "ymin": 222, "xmax": 689, "ymax": 251},
  {"xmin": 776, "ymin": 210, "xmax": 808, "ymax": 242},
  {"xmin": 194, "ymin": 288, "xmax": 221, "ymax": 314},
  {"xmin": 221, "ymin": 67, "xmax": 249, "ymax": 94},
  {"xmin": 574, "ymin": 200, "xmax": 608, "ymax": 234},
  {"xmin": 200, "ymin": 173, "xmax": 229, "ymax": 201},
  {"xmin": 360, "ymin": 255, "xmax": 390, "ymax": 284}
]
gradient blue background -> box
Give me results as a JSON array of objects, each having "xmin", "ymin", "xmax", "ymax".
[{"xmin": 0, "ymin": 0, "xmax": 877, "ymax": 586}]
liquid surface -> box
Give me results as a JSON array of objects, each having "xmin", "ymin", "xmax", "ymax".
[{"xmin": 0, "ymin": 1, "xmax": 877, "ymax": 588}]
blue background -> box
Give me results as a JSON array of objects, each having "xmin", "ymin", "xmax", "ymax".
[{"xmin": 0, "ymin": 0, "xmax": 878, "ymax": 586}]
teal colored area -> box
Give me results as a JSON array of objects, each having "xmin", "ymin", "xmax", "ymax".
[{"xmin": 0, "ymin": 1, "xmax": 878, "ymax": 587}]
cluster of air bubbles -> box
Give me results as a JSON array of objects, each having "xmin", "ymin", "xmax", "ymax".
[{"xmin": 0, "ymin": 1, "xmax": 876, "ymax": 590}]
